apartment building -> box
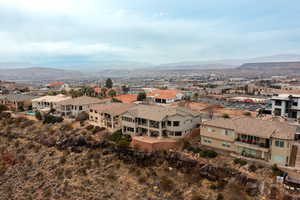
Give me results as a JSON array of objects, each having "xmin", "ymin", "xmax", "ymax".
[
  {"xmin": 200, "ymin": 117, "xmax": 299, "ymax": 166},
  {"xmin": 89, "ymin": 103, "xmax": 137, "ymax": 132},
  {"xmin": 32, "ymin": 94, "xmax": 71, "ymax": 111},
  {"xmin": 56, "ymin": 96, "xmax": 109, "ymax": 117},
  {"xmin": 122, "ymin": 104, "xmax": 201, "ymax": 138},
  {"xmin": 270, "ymin": 94, "xmax": 300, "ymax": 118}
]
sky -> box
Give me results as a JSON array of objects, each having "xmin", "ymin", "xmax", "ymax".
[{"xmin": 0, "ymin": 0, "xmax": 300, "ymax": 69}]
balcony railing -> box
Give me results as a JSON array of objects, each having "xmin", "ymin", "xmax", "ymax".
[{"xmin": 236, "ymin": 138, "xmax": 270, "ymax": 148}]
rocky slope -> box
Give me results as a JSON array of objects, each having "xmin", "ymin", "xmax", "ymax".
[{"xmin": 0, "ymin": 114, "xmax": 299, "ymax": 200}]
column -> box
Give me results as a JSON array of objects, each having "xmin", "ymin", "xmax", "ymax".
[
  {"xmin": 134, "ymin": 118, "xmax": 137, "ymax": 136},
  {"xmin": 147, "ymin": 119, "xmax": 150, "ymax": 137},
  {"xmin": 158, "ymin": 121, "xmax": 162, "ymax": 139}
]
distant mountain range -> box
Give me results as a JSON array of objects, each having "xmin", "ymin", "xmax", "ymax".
[
  {"xmin": 239, "ymin": 61, "xmax": 300, "ymax": 69},
  {"xmin": 157, "ymin": 54, "xmax": 300, "ymax": 70},
  {"xmin": 0, "ymin": 67, "xmax": 85, "ymax": 81},
  {"xmin": 1, "ymin": 54, "xmax": 300, "ymax": 80}
]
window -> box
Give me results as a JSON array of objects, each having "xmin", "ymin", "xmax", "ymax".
[
  {"xmin": 293, "ymin": 101, "xmax": 298, "ymax": 106},
  {"xmin": 173, "ymin": 121, "xmax": 180, "ymax": 126},
  {"xmin": 79, "ymin": 106, "xmax": 83, "ymax": 111},
  {"xmin": 208, "ymin": 127, "xmax": 214, "ymax": 132},
  {"xmin": 90, "ymin": 109, "xmax": 93, "ymax": 112},
  {"xmin": 275, "ymin": 140, "xmax": 284, "ymax": 148},
  {"xmin": 222, "ymin": 142, "xmax": 231, "ymax": 148},
  {"xmin": 175, "ymin": 131, "xmax": 182, "ymax": 136},
  {"xmin": 167, "ymin": 121, "xmax": 172, "ymax": 126},
  {"xmin": 275, "ymin": 100, "xmax": 282, "ymax": 106},
  {"xmin": 273, "ymin": 155, "xmax": 285, "ymax": 163},
  {"xmin": 203, "ymin": 138, "xmax": 212, "ymax": 143},
  {"xmin": 221, "ymin": 129, "xmax": 233, "ymax": 136}
]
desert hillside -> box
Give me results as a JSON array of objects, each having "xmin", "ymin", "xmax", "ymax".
[{"xmin": 0, "ymin": 114, "xmax": 298, "ymax": 200}]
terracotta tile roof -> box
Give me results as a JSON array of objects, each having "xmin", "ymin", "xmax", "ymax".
[
  {"xmin": 125, "ymin": 104, "xmax": 200, "ymax": 121},
  {"xmin": 94, "ymin": 88, "xmax": 101, "ymax": 94},
  {"xmin": 203, "ymin": 117, "xmax": 297, "ymax": 140},
  {"xmin": 57, "ymin": 96, "xmax": 109, "ymax": 106},
  {"xmin": 0, "ymin": 94, "xmax": 37, "ymax": 102},
  {"xmin": 32, "ymin": 94, "xmax": 71, "ymax": 103},
  {"xmin": 148, "ymin": 89, "xmax": 183, "ymax": 100},
  {"xmin": 47, "ymin": 81, "xmax": 65, "ymax": 87},
  {"xmin": 90, "ymin": 103, "xmax": 137, "ymax": 116},
  {"xmin": 114, "ymin": 94, "xmax": 137, "ymax": 103}
]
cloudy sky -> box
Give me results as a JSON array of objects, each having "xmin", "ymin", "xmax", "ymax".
[{"xmin": 1, "ymin": 0, "xmax": 300, "ymax": 69}]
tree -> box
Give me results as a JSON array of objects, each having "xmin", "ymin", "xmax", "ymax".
[
  {"xmin": 35, "ymin": 111, "xmax": 42, "ymax": 121},
  {"xmin": 105, "ymin": 78, "xmax": 113, "ymax": 89},
  {"xmin": 193, "ymin": 93, "xmax": 199, "ymax": 101},
  {"xmin": 137, "ymin": 92, "xmax": 147, "ymax": 101},
  {"xmin": 121, "ymin": 85, "xmax": 130, "ymax": 94},
  {"xmin": 108, "ymin": 89, "xmax": 117, "ymax": 97},
  {"xmin": 222, "ymin": 113, "xmax": 230, "ymax": 118}
]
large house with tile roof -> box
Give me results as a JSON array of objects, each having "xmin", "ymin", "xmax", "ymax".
[
  {"xmin": 32, "ymin": 94, "xmax": 71, "ymax": 111},
  {"xmin": 122, "ymin": 104, "xmax": 201, "ymax": 138},
  {"xmin": 56, "ymin": 96, "xmax": 109, "ymax": 117},
  {"xmin": 147, "ymin": 89, "xmax": 184, "ymax": 104},
  {"xmin": 201, "ymin": 117, "xmax": 300, "ymax": 166},
  {"xmin": 89, "ymin": 103, "xmax": 137, "ymax": 132}
]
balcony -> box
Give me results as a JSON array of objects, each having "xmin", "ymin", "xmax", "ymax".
[{"xmin": 235, "ymin": 138, "xmax": 270, "ymax": 152}]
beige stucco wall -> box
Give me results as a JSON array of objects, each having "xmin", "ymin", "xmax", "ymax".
[
  {"xmin": 201, "ymin": 125, "xmax": 236, "ymax": 142},
  {"xmin": 201, "ymin": 136, "xmax": 235, "ymax": 152},
  {"xmin": 270, "ymin": 138, "xmax": 293, "ymax": 166}
]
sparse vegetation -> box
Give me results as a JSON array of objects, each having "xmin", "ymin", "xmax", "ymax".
[
  {"xmin": 35, "ymin": 111, "xmax": 42, "ymax": 120},
  {"xmin": 222, "ymin": 113, "xmax": 230, "ymax": 118},
  {"xmin": 137, "ymin": 92, "xmax": 147, "ymax": 101},
  {"xmin": 234, "ymin": 158, "xmax": 247, "ymax": 166},
  {"xmin": 271, "ymin": 164, "xmax": 284, "ymax": 177},
  {"xmin": 43, "ymin": 114, "xmax": 63, "ymax": 124}
]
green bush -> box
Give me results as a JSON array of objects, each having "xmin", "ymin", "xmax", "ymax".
[
  {"xmin": 272, "ymin": 164, "xmax": 284, "ymax": 177},
  {"xmin": 234, "ymin": 158, "xmax": 247, "ymax": 166},
  {"xmin": 200, "ymin": 149, "xmax": 218, "ymax": 158},
  {"xmin": 35, "ymin": 111, "xmax": 42, "ymax": 120},
  {"xmin": 43, "ymin": 114, "xmax": 63, "ymax": 124},
  {"xmin": 109, "ymin": 130, "xmax": 132, "ymax": 148},
  {"xmin": 248, "ymin": 164, "xmax": 257, "ymax": 172},
  {"xmin": 243, "ymin": 112, "xmax": 251, "ymax": 116},
  {"xmin": 222, "ymin": 114, "xmax": 230, "ymax": 118}
]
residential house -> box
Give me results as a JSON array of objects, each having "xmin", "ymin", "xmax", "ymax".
[
  {"xmin": 147, "ymin": 89, "xmax": 184, "ymax": 104},
  {"xmin": 0, "ymin": 94, "xmax": 37, "ymax": 111},
  {"xmin": 200, "ymin": 117, "xmax": 299, "ymax": 166},
  {"xmin": 122, "ymin": 104, "xmax": 201, "ymax": 138},
  {"xmin": 89, "ymin": 103, "xmax": 137, "ymax": 132},
  {"xmin": 32, "ymin": 94, "xmax": 71, "ymax": 111},
  {"xmin": 47, "ymin": 81, "xmax": 68, "ymax": 90},
  {"xmin": 56, "ymin": 96, "xmax": 109, "ymax": 117},
  {"xmin": 270, "ymin": 94, "xmax": 300, "ymax": 118}
]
